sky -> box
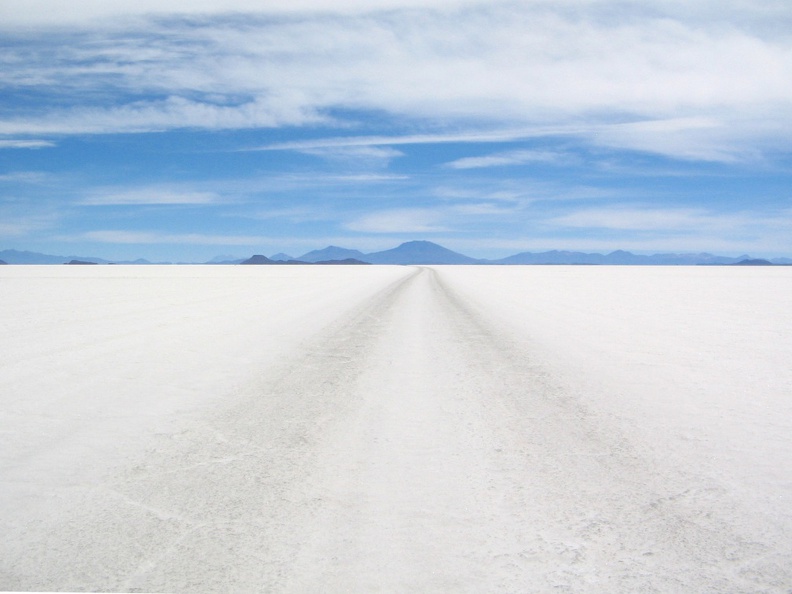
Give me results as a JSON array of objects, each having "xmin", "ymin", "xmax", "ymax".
[{"xmin": 1, "ymin": 0, "xmax": 791, "ymax": 262}]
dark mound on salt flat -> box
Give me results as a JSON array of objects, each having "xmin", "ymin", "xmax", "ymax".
[
  {"xmin": 733, "ymin": 259, "xmax": 773, "ymax": 266},
  {"xmin": 240, "ymin": 255, "xmax": 275, "ymax": 265},
  {"xmin": 314, "ymin": 258, "xmax": 370, "ymax": 265}
]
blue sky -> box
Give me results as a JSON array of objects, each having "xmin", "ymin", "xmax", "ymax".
[{"xmin": 1, "ymin": 0, "xmax": 791, "ymax": 261}]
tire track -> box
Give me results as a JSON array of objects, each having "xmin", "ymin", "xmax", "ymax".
[
  {"xmin": 2, "ymin": 266, "xmax": 789, "ymax": 592},
  {"xmin": 426, "ymin": 267, "xmax": 791, "ymax": 592},
  {"xmin": 278, "ymin": 267, "xmax": 790, "ymax": 592},
  {"xmin": 0, "ymin": 267, "xmax": 419, "ymax": 593}
]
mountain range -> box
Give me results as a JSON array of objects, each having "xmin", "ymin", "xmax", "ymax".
[{"xmin": 2, "ymin": 242, "xmax": 791, "ymax": 266}]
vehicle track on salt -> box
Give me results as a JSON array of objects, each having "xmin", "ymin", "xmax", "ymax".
[{"xmin": 4, "ymin": 266, "xmax": 788, "ymax": 592}]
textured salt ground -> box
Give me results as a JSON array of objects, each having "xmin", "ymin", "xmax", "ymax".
[{"xmin": 1, "ymin": 266, "xmax": 791, "ymax": 592}]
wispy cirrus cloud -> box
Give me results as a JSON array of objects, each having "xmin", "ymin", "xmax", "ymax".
[
  {"xmin": 79, "ymin": 187, "xmax": 220, "ymax": 205},
  {"xmin": 0, "ymin": 0, "xmax": 489, "ymax": 26},
  {"xmin": 0, "ymin": 139, "xmax": 56, "ymax": 149},
  {"xmin": 444, "ymin": 149, "xmax": 575, "ymax": 169},
  {"xmin": 2, "ymin": 1, "xmax": 791, "ymax": 260},
  {"xmin": 2, "ymin": 2, "xmax": 790, "ymax": 161},
  {"xmin": 245, "ymin": 127, "xmax": 578, "ymax": 152},
  {"xmin": 0, "ymin": 212, "xmax": 60, "ymax": 237},
  {"xmin": 79, "ymin": 230, "xmax": 267, "ymax": 245},
  {"xmin": 0, "ymin": 97, "xmax": 326, "ymax": 136},
  {"xmin": 299, "ymin": 146, "xmax": 404, "ymax": 168},
  {"xmin": 0, "ymin": 171, "xmax": 52, "ymax": 183},
  {"xmin": 548, "ymin": 206, "xmax": 792, "ymax": 236},
  {"xmin": 345, "ymin": 208, "xmax": 449, "ymax": 234},
  {"xmin": 433, "ymin": 181, "xmax": 615, "ymax": 204}
]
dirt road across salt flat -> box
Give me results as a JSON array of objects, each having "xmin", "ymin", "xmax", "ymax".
[{"xmin": 2, "ymin": 266, "xmax": 790, "ymax": 592}]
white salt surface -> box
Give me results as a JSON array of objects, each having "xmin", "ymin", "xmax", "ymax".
[{"xmin": 1, "ymin": 265, "xmax": 790, "ymax": 592}]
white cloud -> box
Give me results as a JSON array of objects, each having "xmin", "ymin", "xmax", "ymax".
[
  {"xmin": 247, "ymin": 128, "xmax": 574, "ymax": 152},
  {"xmin": 0, "ymin": 213, "xmax": 59, "ymax": 237},
  {"xmin": 433, "ymin": 182, "xmax": 614, "ymax": 204},
  {"xmin": 80, "ymin": 230, "xmax": 266, "ymax": 245},
  {"xmin": 332, "ymin": 173, "xmax": 410, "ymax": 182},
  {"xmin": 590, "ymin": 118, "xmax": 763, "ymax": 162},
  {"xmin": 79, "ymin": 187, "xmax": 220, "ymax": 205},
  {"xmin": 551, "ymin": 206, "xmax": 717, "ymax": 231},
  {"xmin": 445, "ymin": 149, "xmax": 573, "ymax": 169},
  {"xmin": 300, "ymin": 145, "xmax": 404, "ymax": 167},
  {"xmin": 1, "ymin": 1, "xmax": 790, "ymax": 162},
  {"xmin": 548, "ymin": 205, "xmax": 792, "ymax": 237},
  {"xmin": 0, "ymin": 140, "xmax": 56, "ymax": 149},
  {"xmin": 0, "ymin": 171, "xmax": 51, "ymax": 183},
  {"xmin": 453, "ymin": 202, "xmax": 520, "ymax": 216},
  {"xmin": 434, "ymin": 186, "xmax": 526, "ymax": 202},
  {"xmin": 0, "ymin": 97, "xmax": 325, "ymax": 135},
  {"xmin": 442, "ymin": 204, "xmax": 792, "ymax": 257},
  {"xmin": 242, "ymin": 207, "xmax": 335, "ymax": 223},
  {"xmin": 0, "ymin": 0, "xmax": 489, "ymax": 27},
  {"xmin": 345, "ymin": 208, "xmax": 449, "ymax": 233}
]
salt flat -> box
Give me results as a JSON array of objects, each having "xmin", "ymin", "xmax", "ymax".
[{"xmin": 1, "ymin": 265, "xmax": 790, "ymax": 592}]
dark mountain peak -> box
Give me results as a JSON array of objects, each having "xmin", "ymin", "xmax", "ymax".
[
  {"xmin": 734, "ymin": 258, "xmax": 773, "ymax": 266},
  {"xmin": 398, "ymin": 240, "xmax": 440, "ymax": 248},
  {"xmin": 314, "ymin": 258, "xmax": 370, "ymax": 265},
  {"xmin": 0, "ymin": 259, "xmax": 7, "ymax": 265},
  {"xmin": 240, "ymin": 254, "xmax": 274, "ymax": 265},
  {"xmin": 366, "ymin": 240, "xmax": 478, "ymax": 264},
  {"xmin": 299, "ymin": 245, "xmax": 367, "ymax": 263}
]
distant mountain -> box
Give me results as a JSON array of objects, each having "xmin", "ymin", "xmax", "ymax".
[
  {"xmin": 492, "ymin": 249, "xmax": 753, "ymax": 266},
  {"xmin": 207, "ymin": 254, "xmax": 244, "ymax": 264},
  {"xmin": 0, "ymin": 249, "xmax": 109, "ymax": 264},
  {"xmin": 240, "ymin": 254, "xmax": 275, "ymax": 265},
  {"xmin": 734, "ymin": 258, "xmax": 774, "ymax": 266},
  {"xmin": 125, "ymin": 258, "xmax": 155, "ymax": 265},
  {"xmin": 65, "ymin": 259, "xmax": 98, "ymax": 265},
  {"xmin": 493, "ymin": 250, "xmax": 605, "ymax": 265},
  {"xmin": 314, "ymin": 258, "xmax": 370, "ymax": 265},
  {"xmin": 207, "ymin": 257, "xmax": 245, "ymax": 264},
  {"xmin": 365, "ymin": 240, "xmax": 479, "ymax": 265},
  {"xmin": 298, "ymin": 246, "xmax": 368, "ymax": 263},
  {"xmin": 239, "ymin": 254, "xmax": 369, "ymax": 265},
  {"xmin": 4, "ymin": 243, "xmax": 790, "ymax": 266}
]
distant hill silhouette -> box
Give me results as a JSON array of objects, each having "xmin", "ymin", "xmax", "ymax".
[
  {"xmin": 0, "ymin": 259, "xmax": 6, "ymax": 265},
  {"xmin": 733, "ymin": 258, "xmax": 773, "ymax": 266},
  {"xmin": 240, "ymin": 254, "xmax": 275, "ymax": 265},
  {"xmin": 241, "ymin": 254, "xmax": 368, "ymax": 265},
  {"xmin": 298, "ymin": 246, "xmax": 367, "ymax": 263},
  {"xmin": 365, "ymin": 240, "xmax": 478, "ymax": 265},
  {"xmin": 0, "ymin": 249, "xmax": 105, "ymax": 264},
  {"xmin": 491, "ymin": 250, "xmax": 748, "ymax": 266},
  {"xmin": 65, "ymin": 260, "xmax": 98, "ymax": 265},
  {"xmin": 240, "ymin": 254, "xmax": 275, "ymax": 264},
  {"xmin": 206, "ymin": 254, "xmax": 245, "ymax": 264},
  {"xmin": 493, "ymin": 250, "xmax": 604, "ymax": 265},
  {"xmin": 4, "ymin": 243, "xmax": 791, "ymax": 266},
  {"xmin": 314, "ymin": 258, "xmax": 370, "ymax": 265}
]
